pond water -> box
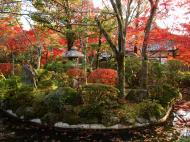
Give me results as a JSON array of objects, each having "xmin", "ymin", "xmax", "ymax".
[{"xmin": 1, "ymin": 101, "xmax": 190, "ymax": 142}]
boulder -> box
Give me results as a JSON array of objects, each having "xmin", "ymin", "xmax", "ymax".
[{"xmin": 126, "ymin": 89, "xmax": 149, "ymax": 102}]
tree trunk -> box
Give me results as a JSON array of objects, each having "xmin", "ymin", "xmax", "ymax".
[
  {"xmin": 140, "ymin": 0, "xmax": 159, "ymax": 89},
  {"xmin": 37, "ymin": 47, "xmax": 42, "ymax": 69},
  {"xmin": 116, "ymin": 54, "xmax": 125, "ymax": 97},
  {"xmin": 12, "ymin": 53, "xmax": 15, "ymax": 75}
]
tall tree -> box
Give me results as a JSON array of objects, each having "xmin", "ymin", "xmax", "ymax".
[
  {"xmin": 32, "ymin": 0, "xmax": 81, "ymax": 51},
  {"xmin": 95, "ymin": 0, "xmax": 158, "ymax": 96},
  {"xmin": 140, "ymin": 0, "xmax": 159, "ymax": 89}
]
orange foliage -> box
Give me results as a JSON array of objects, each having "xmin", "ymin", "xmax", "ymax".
[
  {"xmin": 0, "ymin": 63, "xmax": 13, "ymax": 75},
  {"xmin": 66, "ymin": 68, "xmax": 85, "ymax": 78},
  {"xmin": 88, "ymin": 68, "xmax": 117, "ymax": 86}
]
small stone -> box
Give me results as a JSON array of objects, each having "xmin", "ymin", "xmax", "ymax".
[
  {"xmin": 30, "ymin": 118, "xmax": 41, "ymax": 124},
  {"xmin": 150, "ymin": 116, "xmax": 157, "ymax": 122},
  {"xmin": 54, "ymin": 122, "xmax": 70, "ymax": 128},
  {"xmin": 136, "ymin": 117, "xmax": 149, "ymax": 124}
]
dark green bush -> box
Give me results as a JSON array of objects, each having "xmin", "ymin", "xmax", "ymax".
[
  {"xmin": 32, "ymin": 91, "xmax": 48, "ymax": 118},
  {"xmin": 44, "ymin": 91, "xmax": 65, "ymax": 113},
  {"xmin": 148, "ymin": 61, "xmax": 166, "ymax": 85},
  {"xmin": 45, "ymin": 60, "xmax": 75, "ymax": 72},
  {"xmin": 11, "ymin": 85, "xmax": 34, "ymax": 109},
  {"xmin": 150, "ymin": 84, "xmax": 181, "ymax": 107},
  {"xmin": 177, "ymin": 71, "xmax": 190, "ymax": 87},
  {"xmin": 126, "ymin": 89, "xmax": 149, "ymax": 102},
  {"xmin": 125, "ymin": 56, "xmax": 141, "ymax": 88},
  {"xmin": 43, "ymin": 87, "xmax": 78, "ymax": 113},
  {"xmin": 165, "ymin": 60, "xmax": 184, "ymax": 86},
  {"xmin": 80, "ymin": 83, "xmax": 119, "ymax": 106},
  {"xmin": 41, "ymin": 112, "xmax": 59, "ymax": 125},
  {"xmin": 79, "ymin": 83, "xmax": 119, "ymax": 122},
  {"xmin": 45, "ymin": 61, "xmax": 64, "ymax": 72},
  {"xmin": 138, "ymin": 100, "xmax": 165, "ymax": 120},
  {"xmin": 57, "ymin": 87, "xmax": 80, "ymax": 105}
]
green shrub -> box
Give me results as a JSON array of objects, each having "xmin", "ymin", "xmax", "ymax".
[
  {"xmin": 38, "ymin": 80, "xmax": 58, "ymax": 90},
  {"xmin": 62, "ymin": 60, "xmax": 76, "ymax": 71},
  {"xmin": 138, "ymin": 100, "xmax": 165, "ymax": 120},
  {"xmin": 32, "ymin": 91, "xmax": 48, "ymax": 118},
  {"xmin": 126, "ymin": 89, "xmax": 148, "ymax": 102},
  {"xmin": 15, "ymin": 106, "xmax": 35, "ymax": 120},
  {"xmin": 80, "ymin": 83, "xmax": 119, "ymax": 106},
  {"xmin": 45, "ymin": 61, "xmax": 64, "ymax": 72},
  {"xmin": 11, "ymin": 85, "xmax": 34, "ymax": 109},
  {"xmin": 148, "ymin": 61, "xmax": 166, "ymax": 85},
  {"xmin": 165, "ymin": 60, "xmax": 184, "ymax": 86},
  {"xmin": 57, "ymin": 87, "xmax": 80, "ymax": 105},
  {"xmin": 0, "ymin": 79, "xmax": 8, "ymax": 101},
  {"xmin": 44, "ymin": 91, "xmax": 65, "ymax": 113},
  {"xmin": 38, "ymin": 70, "xmax": 54, "ymax": 82},
  {"xmin": 150, "ymin": 84, "xmax": 181, "ymax": 107},
  {"xmin": 6, "ymin": 75, "xmax": 22, "ymax": 89},
  {"xmin": 53, "ymin": 73, "xmax": 71, "ymax": 87},
  {"xmin": 79, "ymin": 83, "xmax": 119, "ymax": 121},
  {"xmin": 125, "ymin": 56, "xmax": 141, "ymax": 88},
  {"xmin": 177, "ymin": 71, "xmax": 190, "ymax": 87},
  {"xmin": 41, "ymin": 112, "xmax": 59, "ymax": 125}
]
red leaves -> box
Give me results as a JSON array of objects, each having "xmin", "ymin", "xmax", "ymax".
[
  {"xmin": 88, "ymin": 68, "xmax": 117, "ymax": 86},
  {"xmin": 0, "ymin": 63, "xmax": 13, "ymax": 75},
  {"xmin": 59, "ymin": 38, "xmax": 67, "ymax": 45},
  {"xmin": 66, "ymin": 68, "xmax": 85, "ymax": 78}
]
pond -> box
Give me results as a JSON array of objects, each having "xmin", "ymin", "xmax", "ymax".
[{"xmin": 1, "ymin": 101, "xmax": 190, "ymax": 142}]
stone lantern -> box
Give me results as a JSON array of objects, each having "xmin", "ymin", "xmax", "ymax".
[
  {"xmin": 63, "ymin": 46, "xmax": 84, "ymax": 59},
  {"xmin": 63, "ymin": 46, "xmax": 84, "ymax": 66}
]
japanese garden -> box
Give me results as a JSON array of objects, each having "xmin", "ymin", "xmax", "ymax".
[{"xmin": 0, "ymin": 0, "xmax": 190, "ymax": 141}]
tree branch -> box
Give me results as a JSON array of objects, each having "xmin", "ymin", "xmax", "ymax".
[{"xmin": 95, "ymin": 16, "xmax": 118, "ymax": 54}]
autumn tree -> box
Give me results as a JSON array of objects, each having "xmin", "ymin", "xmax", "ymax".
[
  {"xmin": 32, "ymin": 0, "xmax": 81, "ymax": 51},
  {"xmin": 95, "ymin": 0, "xmax": 159, "ymax": 96}
]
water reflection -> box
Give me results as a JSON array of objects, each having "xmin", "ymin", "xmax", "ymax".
[{"xmin": 173, "ymin": 101, "xmax": 190, "ymax": 138}]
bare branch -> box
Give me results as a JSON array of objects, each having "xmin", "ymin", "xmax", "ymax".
[{"xmin": 95, "ymin": 16, "xmax": 118, "ymax": 54}]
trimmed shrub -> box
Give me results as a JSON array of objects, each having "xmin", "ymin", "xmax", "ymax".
[
  {"xmin": 43, "ymin": 87, "xmax": 79, "ymax": 113},
  {"xmin": 88, "ymin": 68, "xmax": 117, "ymax": 86},
  {"xmin": 80, "ymin": 83, "xmax": 119, "ymax": 106},
  {"xmin": 150, "ymin": 84, "xmax": 181, "ymax": 107},
  {"xmin": 59, "ymin": 87, "xmax": 81, "ymax": 105},
  {"xmin": 0, "ymin": 63, "xmax": 13, "ymax": 75},
  {"xmin": 11, "ymin": 85, "xmax": 34, "ymax": 109},
  {"xmin": 66, "ymin": 68, "xmax": 85, "ymax": 78},
  {"xmin": 79, "ymin": 84, "xmax": 119, "ymax": 122},
  {"xmin": 138, "ymin": 100, "xmax": 165, "ymax": 120},
  {"xmin": 32, "ymin": 91, "xmax": 48, "ymax": 118},
  {"xmin": 44, "ymin": 91, "xmax": 65, "ymax": 113}
]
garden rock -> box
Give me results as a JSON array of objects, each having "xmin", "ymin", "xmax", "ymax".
[{"xmin": 126, "ymin": 89, "xmax": 149, "ymax": 102}]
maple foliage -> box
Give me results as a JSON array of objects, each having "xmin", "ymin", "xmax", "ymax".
[
  {"xmin": 66, "ymin": 68, "xmax": 85, "ymax": 78},
  {"xmin": 0, "ymin": 63, "xmax": 13, "ymax": 75},
  {"xmin": 88, "ymin": 69, "xmax": 117, "ymax": 86}
]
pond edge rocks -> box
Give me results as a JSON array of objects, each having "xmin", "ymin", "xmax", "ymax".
[{"xmin": 2, "ymin": 106, "xmax": 173, "ymax": 130}]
